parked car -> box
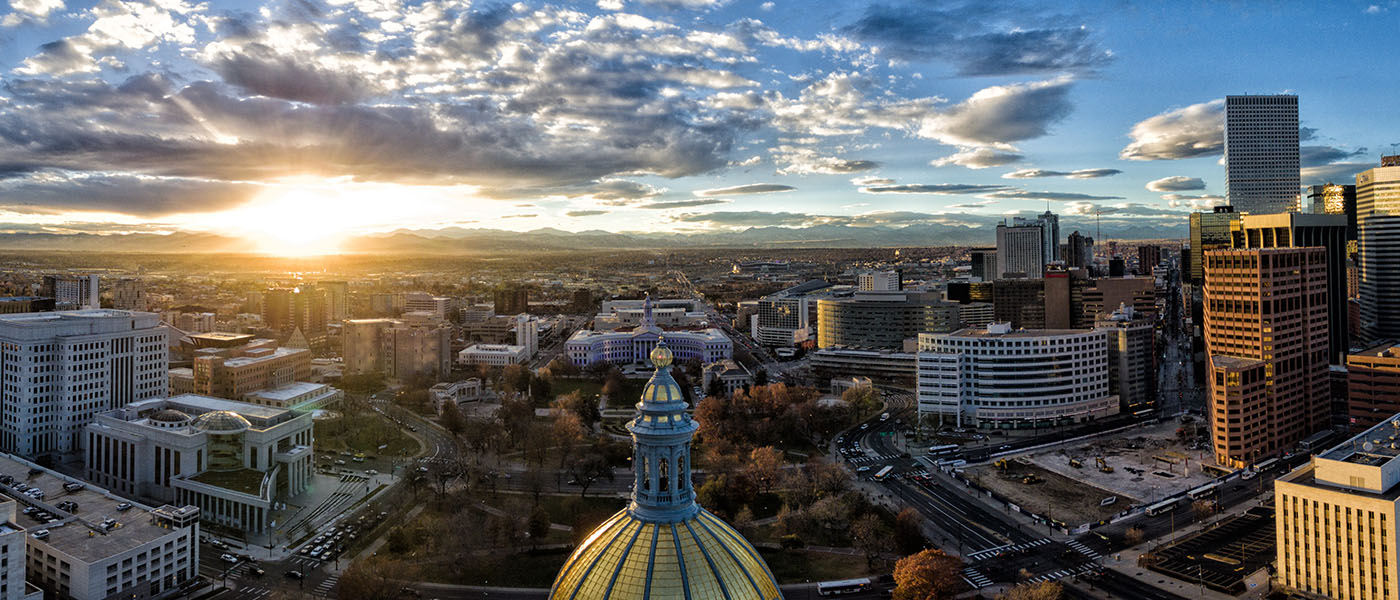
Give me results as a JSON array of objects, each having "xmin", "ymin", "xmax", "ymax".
[{"xmin": 220, "ymin": 554, "xmax": 238, "ymax": 564}]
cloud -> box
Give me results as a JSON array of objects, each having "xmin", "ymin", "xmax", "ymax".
[
  {"xmin": 777, "ymin": 155, "xmax": 880, "ymax": 175},
  {"xmin": 860, "ymin": 183, "xmax": 1009, "ymax": 195},
  {"xmin": 500, "ymin": 214, "xmax": 538, "ymax": 219},
  {"xmin": 1300, "ymin": 145, "xmax": 1366, "ymax": 167},
  {"xmin": 850, "ymin": 176, "xmax": 893, "ymax": 186},
  {"xmin": 673, "ymin": 211, "xmax": 813, "ymax": 227},
  {"xmin": 931, "ymin": 147, "xmax": 1024, "ymax": 169},
  {"xmin": 566, "ymin": 210, "xmax": 609, "ymax": 217},
  {"xmin": 16, "ymin": 38, "xmax": 97, "ymax": 75},
  {"xmin": 640, "ymin": 0, "xmax": 731, "ymax": 8},
  {"xmin": 208, "ymin": 43, "xmax": 382, "ymax": 105},
  {"xmin": 3, "ymin": 0, "xmax": 65, "ymax": 27},
  {"xmin": 919, "ymin": 78, "xmax": 1076, "ymax": 148},
  {"xmin": 1119, "ymin": 99, "xmax": 1224, "ymax": 160},
  {"xmin": 694, "ymin": 183, "xmax": 795, "ymax": 197},
  {"xmin": 1146, "ymin": 176, "xmax": 1205, "ymax": 192},
  {"xmin": 1003, "ymin": 168, "xmax": 1122, "ymax": 179},
  {"xmin": 1163, "ymin": 194, "xmax": 1227, "ymax": 211},
  {"xmin": 845, "ymin": 3, "xmax": 1112, "ymax": 76},
  {"xmin": 1302, "ymin": 162, "xmax": 1372, "ymax": 184},
  {"xmin": 981, "ymin": 190, "xmax": 1124, "ymax": 201},
  {"xmin": 638, "ymin": 199, "xmax": 730, "ymax": 209},
  {"xmin": 0, "ymin": 172, "xmax": 260, "ymax": 216}
]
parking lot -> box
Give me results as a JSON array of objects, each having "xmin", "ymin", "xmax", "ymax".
[{"xmin": 1146, "ymin": 506, "xmax": 1276, "ymax": 595}]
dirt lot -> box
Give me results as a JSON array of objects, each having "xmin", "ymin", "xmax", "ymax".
[
  {"xmin": 965, "ymin": 460, "xmax": 1137, "ymax": 526},
  {"xmin": 1024, "ymin": 420, "xmax": 1218, "ymax": 504}
]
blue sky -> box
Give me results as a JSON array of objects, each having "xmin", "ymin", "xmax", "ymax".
[{"xmin": 0, "ymin": 0, "xmax": 1394, "ymax": 249}]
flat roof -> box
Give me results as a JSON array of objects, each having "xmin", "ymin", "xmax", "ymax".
[
  {"xmin": 0, "ymin": 453, "xmax": 188, "ymax": 564},
  {"xmin": 164, "ymin": 394, "xmax": 290, "ymax": 422},
  {"xmin": 0, "ymin": 309, "xmax": 150, "ymax": 324},
  {"xmin": 190, "ymin": 332, "xmax": 253, "ymax": 341},
  {"xmin": 1320, "ymin": 415, "xmax": 1400, "ymax": 464},
  {"xmin": 222, "ymin": 346, "xmax": 305, "ymax": 367},
  {"xmin": 246, "ymin": 382, "xmax": 331, "ymax": 401},
  {"xmin": 946, "ymin": 327, "xmax": 1096, "ymax": 338},
  {"xmin": 1210, "ymin": 355, "xmax": 1265, "ymax": 370},
  {"xmin": 1350, "ymin": 342, "xmax": 1400, "ymax": 360}
]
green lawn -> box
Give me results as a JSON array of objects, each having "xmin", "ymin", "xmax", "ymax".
[
  {"xmin": 314, "ymin": 410, "xmax": 420, "ymax": 456},
  {"xmin": 551, "ymin": 379, "xmax": 603, "ymax": 400},
  {"xmin": 757, "ymin": 548, "xmax": 876, "ymax": 582}
]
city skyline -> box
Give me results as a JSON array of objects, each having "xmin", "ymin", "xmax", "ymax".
[{"xmin": 1, "ymin": 1, "xmax": 1397, "ymax": 255}]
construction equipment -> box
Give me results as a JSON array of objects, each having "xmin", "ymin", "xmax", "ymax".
[
  {"xmin": 994, "ymin": 458, "xmax": 1010, "ymax": 471},
  {"xmin": 1096, "ymin": 456, "xmax": 1114, "ymax": 473},
  {"xmin": 1021, "ymin": 474, "xmax": 1042, "ymax": 485},
  {"xmin": 1069, "ymin": 458, "xmax": 1083, "ymax": 469}
]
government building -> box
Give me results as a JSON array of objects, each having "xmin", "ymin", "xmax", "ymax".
[
  {"xmin": 566, "ymin": 296, "xmax": 731, "ymax": 367},
  {"xmin": 550, "ymin": 340, "xmax": 780, "ymax": 599}
]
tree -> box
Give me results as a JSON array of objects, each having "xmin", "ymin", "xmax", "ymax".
[
  {"xmin": 744, "ymin": 446, "xmax": 784, "ymax": 494},
  {"xmin": 498, "ymin": 395, "xmax": 536, "ymax": 444},
  {"xmin": 337, "ymin": 557, "xmax": 403, "ymax": 600},
  {"xmin": 851, "ymin": 513, "xmax": 893, "ymax": 567},
  {"xmin": 753, "ymin": 369, "xmax": 768, "ymax": 386},
  {"xmin": 894, "ymin": 507, "xmax": 927, "ymax": 555},
  {"xmin": 1193, "ymin": 498, "xmax": 1218, "ymax": 518},
  {"xmin": 553, "ymin": 390, "xmax": 600, "ymax": 428},
  {"xmin": 439, "ymin": 400, "xmax": 466, "ymax": 436},
  {"xmin": 997, "ymin": 581, "xmax": 1063, "ymax": 600},
  {"xmin": 566, "ymin": 451, "xmax": 614, "ymax": 497},
  {"xmin": 842, "ymin": 385, "xmax": 881, "ymax": 418},
  {"xmin": 527, "ymin": 506, "xmax": 552, "ymax": 546},
  {"xmin": 502, "ymin": 364, "xmax": 532, "ymax": 395},
  {"xmin": 545, "ymin": 355, "xmax": 580, "ymax": 378},
  {"xmin": 1124, "ymin": 526, "xmax": 1145, "ymax": 547},
  {"xmin": 601, "ymin": 368, "xmax": 626, "ymax": 400},
  {"xmin": 892, "ymin": 549, "xmax": 964, "ymax": 600},
  {"xmin": 460, "ymin": 415, "xmax": 499, "ymax": 459}
]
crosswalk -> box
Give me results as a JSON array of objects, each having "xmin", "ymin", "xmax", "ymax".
[
  {"xmin": 232, "ymin": 585, "xmax": 272, "ymax": 599},
  {"xmin": 965, "ymin": 537, "xmax": 1051, "ymax": 561},
  {"xmin": 961, "ymin": 567, "xmax": 994, "ymax": 589},
  {"xmin": 846, "ymin": 454, "xmax": 901, "ymax": 465},
  {"xmin": 1066, "ymin": 539, "xmax": 1102, "ymax": 560},
  {"xmin": 286, "ymin": 556, "xmax": 323, "ymax": 570},
  {"xmin": 1021, "ymin": 562, "xmax": 1099, "ymax": 585},
  {"xmin": 313, "ymin": 573, "xmax": 341, "ymax": 596}
]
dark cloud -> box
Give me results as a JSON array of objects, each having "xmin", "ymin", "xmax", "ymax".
[
  {"xmin": 20, "ymin": 38, "xmax": 93, "ymax": 75},
  {"xmin": 1302, "ymin": 162, "xmax": 1372, "ymax": 185},
  {"xmin": 1003, "ymin": 168, "xmax": 1121, "ymax": 179},
  {"xmin": 931, "ymin": 148, "xmax": 1023, "ymax": 169},
  {"xmin": 860, "ymin": 183, "xmax": 1009, "ymax": 195},
  {"xmin": 0, "ymin": 172, "xmax": 260, "ymax": 216},
  {"xmin": 674, "ymin": 211, "xmax": 812, "ymax": 227},
  {"xmin": 1145, "ymin": 176, "xmax": 1205, "ymax": 192},
  {"xmin": 1301, "ymin": 145, "xmax": 1367, "ymax": 167},
  {"xmin": 695, "ymin": 184, "xmax": 795, "ymax": 197},
  {"xmin": 638, "ymin": 199, "xmax": 730, "ymax": 209},
  {"xmin": 210, "ymin": 43, "xmax": 381, "ymax": 104},
  {"xmin": 846, "ymin": 3, "xmax": 1112, "ymax": 76},
  {"xmin": 566, "ymin": 210, "xmax": 609, "ymax": 217},
  {"xmin": 982, "ymin": 190, "xmax": 1124, "ymax": 201},
  {"xmin": 1299, "ymin": 126, "xmax": 1319, "ymax": 142}
]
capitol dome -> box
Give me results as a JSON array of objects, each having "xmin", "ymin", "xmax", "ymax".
[
  {"xmin": 192, "ymin": 410, "xmax": 251, "ymax": 433},
  {"xmin": 550, "ymin": 338, "xmax": 782, "ymax": 600}
]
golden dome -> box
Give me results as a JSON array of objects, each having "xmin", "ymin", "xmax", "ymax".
[{"xmin": 550, "ymin": 508, "xmax": 781, "ymax": 600}]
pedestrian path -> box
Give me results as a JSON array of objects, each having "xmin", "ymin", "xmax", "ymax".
[
  {"xmin": 965, "ymin": 537, "xmax": 1051, "ymax": 561},
  {"xmin": 1066, "ymin": 539, "xmax": 1102, "ymax": 560},
  {"xmin": 313, "ymin": 573, "xmax": 340, "ymax": 597},
  {"xmin": 1021, "ymin": 562, "xmax": 1099, "ymax": 585},
  {"xmin": 962, "ymin": 567, "xmax": 994, "ymax": 589}
]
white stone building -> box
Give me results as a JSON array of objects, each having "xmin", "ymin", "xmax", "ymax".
[{"xmin": 566, "ymin": 298, "xmax": 730, "ymax": 367}]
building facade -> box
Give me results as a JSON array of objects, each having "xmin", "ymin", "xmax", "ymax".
[
  {"xmin": 1095, "ymin": 305, "xmax": 1157, "ymax": 414},
  {"xmin": 1347, "ymin": 343, "xmax": 1400, "ymax": 432},
  {"xmin": 1358, "ymin": 161, "xmax": 1400, "ymax": 343},
  {"xmin": 995, "ymin": 221, "xmax": 1044, "ymax": 279},
  {"xmin": 40, "ymin": 276, "xmax": 99, "ymax": 310},
  {"xmin": 109, "ymin": 279, "xmax": 148, "ymax": 312},
  {"xmin": 815, "ymin": 291, "xmax": 960, "ymax": 350},
  {"xmin": 0, "ymin": 310, "xmax": 167, "ymax": 459},
  {"xmin": 857, "ymin": 271, "xmax": 901, "ymax": 292},
  {"xmin": 1224, "ymin": 94, "xmax": 1300, "ymax": 214},
  {"xmin": 191, "ymin": 339, "xmax": 311, "ymax": 399},
  {"xmin": 1204, "ymin": 247, "xmax": 1331, "ymax": 468},
  {"xmin": 752, "ymin": 280, "xmax": 831, "ymax": 347},
  {"xmin": 916, "ymin": 324, "xmax": 1118, "ymax": 429},
  {"xmin": 1232, "ymin": 211, "xmax": 1350, "ymax": 363},
  {"xmin": 457, "ymin": 344, "xmax": 530, "ymax": 367},
  {"xmin": 343, "ymin": 316, "xmax": 453, "ymax": 381},
  {"xmin": 1275, "ymin": 419, "xmax": 1400, "ymax": 600}
]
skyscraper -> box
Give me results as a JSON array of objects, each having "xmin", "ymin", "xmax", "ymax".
[
  {"xmin": 1203, "ymin": 247, "xmax": 1330, "ymax": 468},
  {"xmin": 1224, "ymin": 94, "xmax": 1300, "ymax": 214},
  {"xmin": 1066, "ymin": 231, "xmax": 1092, "ymax": 269},
  {"xmin": 1038, "ymin": 210, "xmax": 1061, "ymax": 263},
  {"xmin": 1357, "ymin": 159, "xmax": 1400, "ymax": 342},
  {"xmin": 1231, "ymin": 212, "xmax": 1349, "ymax": 363},
  {"xmin": 995, "ymin": 220, "xmax": 1044, "ymax": 279},
  {"xmin": 1136, "ymin": 245, "xmax": 1161, "ymax": 274},
  {"xmin": 1188, "ymin": 206, "xmax": 1240, "ymax": 286},
  {"xmin": 969, "ymin": 247, "xmax": 997, "ymax": 281}
]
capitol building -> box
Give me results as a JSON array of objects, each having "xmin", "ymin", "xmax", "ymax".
[
  {"xmin": 565, "ymin": 296, "xmax": 732, "ymax": 367},
  {"xmin": 550, "ymin": 340, "xmax": 781, "ymax": 599}
]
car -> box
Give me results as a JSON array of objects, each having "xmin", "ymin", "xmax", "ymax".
[
  {"xmin": 250, "ymin": 567, "xmax": 266, "ymax": 577},
  {"xmin": 856, "ymin": 466, "xmax": 871, "ymax": 473},
  {"xmin": 300, "ymin": 547, "xmax": 314, "ymax": 556},
  {"xmin": 285, "ymin": 570, "xmax": 304, "ymax": 580},
  {"xmin": 211, "ymin": 540, "xmax": 229, "ymax": 550},
  {"xmin": 1241, "ymin": 470, "xmax": 1258, "ymax": 480},
  {"xmin": 115, "ymin": 502, "xmax": 132, "ymax": 511},
  {"xmin": 860, "ymin": 424, "xmax": 869, "ymax": 430},
  {"xmin": 335, "ymin": 460, "xmax": 347, "ymax": 466},
  {"xmin": 366, "ymin": 469, "xmax": 378, "ymax": 476},
  {"xmin": 220, "ymin": 554, "xmax": 239, "ymax": 564},
  {"xmin": 318, "ymin": 551, "xmax": 332, "ymax": 560}
]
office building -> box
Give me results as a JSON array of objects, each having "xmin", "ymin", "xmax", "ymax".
[
  {"xmin": 566, "ymin": 297, "xmax": 730, "ymax": 367},
  {"xmin": 1275, "ymin": 418, "xmax": 1400, "ymax": 600},
  {"xmin": 493, "ymin": 285, "xmax": 529, "ymax": 315},
  {"xmin": 702, "ymin": 359, "xmax": 752, "ymax": 397},
  {"xmin": 515, "ymin": 314, "xmax": 538, "ymax": 358},
  {"xmin": 1224, "ymin": 94, "xmax": 1300, "ymax": 214},
  {"xmin": 261, "ymin": 286, "xmax": 326, "ymax": 342},
  {"xmin": 816, "ymin": 291, "xmax": 960, "ymax": 350},
  {"xmin": 1037, "ymin": 210, "xmax": 1061, "ymax": 263},
  {"xmin": 1204, "ymin": 247, "xmax": 1331, "ymax": 468},
  {"xmin": 0, "ymin": 298, "xmax": 54, "ymax": 315},
  {"xmin": 857, "ymin": 270, "xmax": 901, "ymax": 292},
  {"xmin": 0, "ymin": 310, "xmax": 167, "ymax": 459},
  {"xmin": 1095, "ymin": 305, "xmax": 1157, "ymax": 414},
  {"xmin": 916, "ymin": 323, "xmax": 1117, "ymax": 429},
  {"xmin": 1307, "ymin": 184, "xmax": 1358, "ymax": 246},
  {"xmin": 1137, "ymin": 246, "xmax": 1161, "ymax": 275},
  {"xmin": 460, "ymin": 303, "xmax": 495, "ymax": 323},
  {"xmin": 958, "ymin": 302, "xmax": 994, "ymax": 328},
  {"xmin": 752, "ymin": 280, "xmax": 831, "ymax": 346},
  {"xmin": 85, "ymin": 395, "xmax": 312, "ymax": 535},
  {"xmin": 991, "ymin": 279, "xmax": 1047, "ymax": 329},
  {"xmin": 1346, "ymin": 343, "xmax": 1400, "ymax": 432},
  {"xmin": 1358, "ymin": 160, "xmax": 1400, "ymax": 342},
  {"xmin": 946, "ymin": 281, "xmax": 993, "ymax": 304},
  {"xmin": 1077, "ymin": 277, "xmax": 1158, "ymax": 326},
  {"xmin": 403, "ymin": 292, "xmax": 454, "ymax": 320},
  {"xmin": 550, "ymin": 342, "xmax": 781, "ymax": 600},
  {"xmin": 996, "ymin": 220, "xmax": 1044, "ymax": 279},
  {"xmin": 0, "ymin": 500, "xmax": 41, "ymax": 600},
  {"xmin": 457, "ymin": 344, "xmax": 531, "ymax": 367},
  {"xmin": 242, "ymin": 382, "xmax": 342, "ymax": 412},
  {"xmin": 190, "ymin": 338, "xmax": 311, "ymax": 400},
  {"xmin": 594, "ymin": 298, "xmax": 707, "ymax": 330},
  {"xmin": 810, "ymin": 347, "xmax": 916, "ymax": 386},
  {"xmin": 1189, "ymin": 206, "xmax": 1241, "ymax": 285},
  {"xmin": 1231, "ymin": 211, "xmax": 1349, "ymax": 363},
  {"xmin": 969, "ymin": 248, "xmax": 997, "ymax": 281},
  {"xmin": 343, "ymin": 315, "xmax": 453, "ymax": 381},
  {"xmin": 40, "ymin": 275, "xmax": 99, "ymax": 310},
  {"xmin": 109, "ymin": 278, "xmax": 148, "ymax": 312},
  {"xmin": 1067, "ymin": 231, "xmax": 1093, "ymax": 269},
  {"xmin": 0, "ymin": 453, "xmax": 198, "ymax": 600}
]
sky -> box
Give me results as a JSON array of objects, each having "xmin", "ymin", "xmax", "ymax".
[{"xmin": 0, "ymin": 0, "xmax": 1396, "ymax": 253}]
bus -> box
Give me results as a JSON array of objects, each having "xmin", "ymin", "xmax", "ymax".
[
  {"xmin": 1299, "ymin": 430, "xmax": 1337, "ymax": 454},
  {"xmin": 1188, "ymin": 483, "xmax": 1220, "ymax": 499},
  {"xmin": 1145, "ymin": 498, "xmax": 1180, "ymax": 516},
  {"xmin": 1253, "ymin": 457, "xmax": 1280, "ymax": 473},
  {"xmin": 873, "ymin": 465, "xmax": 895, "ymax": 482},
  {"xmin": 927, "ymin": 444, "xmax": 960, "ymax": 457},
  {"xmin": 817, "ymin": 578, "xmax": 874, "ymax": 596}
]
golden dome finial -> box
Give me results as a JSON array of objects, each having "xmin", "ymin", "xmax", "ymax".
[{"xmin": 649, "ymin": 338, "xmax": 673, "ymax": 368}]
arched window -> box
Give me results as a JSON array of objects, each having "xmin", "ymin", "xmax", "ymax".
[
  {"xmin": 678, "ymin": 455, "xmax": 687, "ymax": 491},
  {"xmin": 641, "ymin": 457, "xmax": 650, "ymax": 491},
  {"xmin": 660, "ymin": 458, "xmax": 670, "ymax": 492}
]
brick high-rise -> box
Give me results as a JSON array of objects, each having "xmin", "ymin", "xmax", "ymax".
[{"xmin": 1204, "ymin": 247, "xmax": 1330, "ymax": 468}]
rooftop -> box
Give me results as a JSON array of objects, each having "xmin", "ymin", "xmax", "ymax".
[
  {"xmin": 1210, "ymin": 355, "xmax": 1265, "ymax": 370},
  {"xmin": 1319, "ymin": 415, "xmax": 1400, "ymax": 464},
  {"xmin": 222, "ymin": 346, "xmax": 306, "ymax": 367},
  {"xmin": 0, "ymin": 453, "xmax": 191, "ymax": 563},
  {"xmin": 190, "ymin": 469, "xmax": 267, "ymax": 497},
  {"xmin": 245, "ymin": 382, "xmax": 333, "ymax": 402},
  {"xmin": 945, "ymin": 326, "xmax": 1098, "ymax": 338},
  {"xmin": 1349, "ymin": 342, "xmax": 1400, "ymax": 361}
]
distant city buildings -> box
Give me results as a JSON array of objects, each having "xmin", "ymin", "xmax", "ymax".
[
  {"xmin": 109, "ymin": 278, "xmax": 148, "ymax": 311},
  {"xmin": 0, "ymin": 309, "xmax": 167, "ymax": 459},
  {"xmin": 566, "ymin": 297, "xmax": 730, "ymax": 367},
  {"xmin": 995, "ymin": 220, "xmax": 1045, "ymax": 279},
  {"xmin": 1066, "ymin": 231, "xmax": 1093, "ymax": 269},
  {"xmin": 1345, "ymin": 342, "xmax": 1400, "ymax": 432},
  {"xmin": 343, "ymin": 314, "xmax": 453, "ymax": 381},
  {"xmin": 40, "ymin": 275, "xmax": 99, "ymax": 310},
  {"xmin": 856, "ymin": 270, "xmax": 901, "ymax": 291},
  {"xmin": 189, "ymin": 336, "xmax": 311, "ymax": 399},
  {"xmin": 1204, "ymin": 247, "xmax": 1330, "ymax": 468},
  {"xmin": 1357, "ymin": 158, "xmax": 1400, "ymax": 342},
  {"xmin": 1224, "ymin": 94, "xmax": 1300, "ymax": 214},
  {"xmin": 752, "ymin": 280, "xmax": 831, "ymax": 347},
  {"xmin": 1095, "ymin": 305, "xmax": 1157, "ymax": 414},
  {"xmin": 493, "ymin": 285, "xmax": 529, "ymax": 315},
  {"xmin": 916, "ymin": 323, "xmax": 1118, "ymax": 429},
  {"xmin": 594, "ymin": 298, "xmax": 707, "ymax": 330},
  {"xmin": 0, "ymin": 297, "xmax": 54, "ymax": 314}
]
